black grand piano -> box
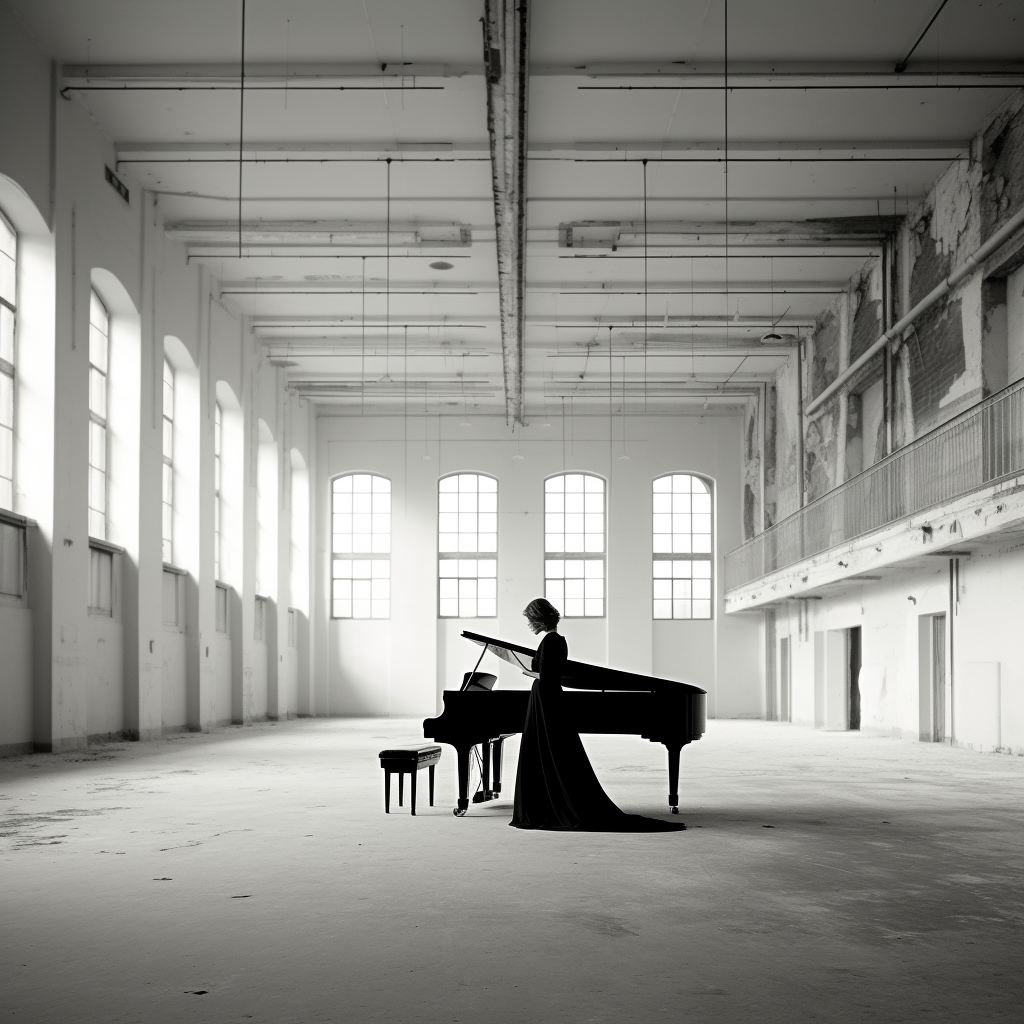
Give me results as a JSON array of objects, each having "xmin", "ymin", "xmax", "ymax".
[{"xmin": 424, "ymin": 631, "xmax": 706, "ymax": 816}]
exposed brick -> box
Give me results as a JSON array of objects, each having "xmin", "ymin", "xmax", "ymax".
[
  {"xmin": 981, "ymin": 101, "xmax": 1024, "ymax": 241},
  {"xmin": 849, "ymin": 275, "xmax": 881, "ymax": 364},
  {"xmin": 809, "ymin": 308, "xmax": 840, "ymax": 400}
]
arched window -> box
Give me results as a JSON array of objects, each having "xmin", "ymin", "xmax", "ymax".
[
  {"xmin": 213, "ymin": 402, "xmax": 222, "ymax": 579},
  {"xmin": 161, "ymin": 358, "xmax": 174, "ymax": 562},
  {"xmin": 332, "ymin": 473, "xmax": 390, "ymax": 619},
  {"xmin": 653, "ymin": 474, "xmax": 713, "ymax": 620},
  {"xmin": 0, "ymin": 207, "xmax": 16, "ymax": 511},
  {"xmin": 88, "ymin": 291, "xmax": 110, "ymax": 539},
  {"xmin": 438, "ymin": 473, "xmax": 497, "ymax": 618},
  {"xmin": 544, "ymin": 473, "xmax": 605, "ymax": 618}
]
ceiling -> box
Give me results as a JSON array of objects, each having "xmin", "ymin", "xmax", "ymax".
[{"xmin": 12, "ymin": 0, "xmax": 1024, "ymax": 420}]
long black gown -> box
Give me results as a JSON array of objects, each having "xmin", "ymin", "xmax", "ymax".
[{"xmin": 510, "ymin": 631, "xmax": 687, "ymax": 832}]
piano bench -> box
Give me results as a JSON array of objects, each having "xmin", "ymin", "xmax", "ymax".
[{"xmin": 379, "ymin": 745, "xmax": 442, "ymax": 815}]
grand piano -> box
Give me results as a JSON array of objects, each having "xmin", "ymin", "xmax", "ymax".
[{"xmin": 423, "ymin": 631, "xmax": 706, "ymax": 816}]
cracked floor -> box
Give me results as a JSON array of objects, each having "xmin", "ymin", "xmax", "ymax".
[{"xmin": 1, "ymin": 719, "xmax": 1023, "ymax": 1023}]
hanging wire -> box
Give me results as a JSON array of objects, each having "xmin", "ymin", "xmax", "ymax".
[
  {"xmin": 724, "ymin": 0, "xmax": 730, "ymax": 348},
  {"xmin": 619, "ymin": 354, "xmax": 629, "ymax": 459},
  {"xmin": 361, "ymin": 255, "xmax": 366, "ymax": 416},
  {"xmin": 237, "ymin": 0, "xmax": 246, "ymax": 259},
  {"xmin": 561, "ymin": 397, "xmax": 566, "ymax": 471},
  {"xmin": 690, "ymin": 255, "xmax": 696, "ymax": 379},
  {"xmin": 386, "ymin": 157, "xmax": 392, "ymax": 381},
  {"xmin": 608, "ymin": 325, "xmax": 614, "ymax": 471},
  {"xmin": 643, "ymin": 158, "xmax": 648, "ymax": 412}
]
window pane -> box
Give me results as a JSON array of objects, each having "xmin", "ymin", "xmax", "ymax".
[
  {"xmin": 89, "ymin": 466, "xmax": 106, "ymax": 515},
  {"xmin": 0, "ymin": 424, "xmax": 12, "ymax": 489},
  {"xmin": 89, "ymin": 367, "xmax": 107, "ymax": 419},
  {"xmin": 0, "ymin": 370, "xmax": 12, "ymax": 430},
  {"xmin": 88, "ymin": 323, "xmax": 108, "ymax": 375},
  {"xmin": 0, "ymin": 306, "xmax": 14, "ymax": 364}
]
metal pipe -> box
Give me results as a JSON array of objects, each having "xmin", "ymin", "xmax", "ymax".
[
  {"xmin": 796, "ymin": 337, "xmax": 805, "ymax": 509},
  {"xmin": 806, "ymin": 204, "xmax": 1024, "ymax": 416}
]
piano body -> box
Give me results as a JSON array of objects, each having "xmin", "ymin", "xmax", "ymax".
[{"xmin": 423, "ymin": 631, "xmax": 706, "ymax": 816}]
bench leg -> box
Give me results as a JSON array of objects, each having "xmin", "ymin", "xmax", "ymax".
[
  {"xmin": 411, "ymin": 766, "xmax": 418, "ymax": 816},
  {"xmin": 429, "ymin": 764, "xmax": 435, "ymax": 806},
  {"xmin": 384, "ymin": 771, "xmax": 391, "ymax": 813},
  {"xmin": 399, "ymin": 771, "xmax": 404, "ymax": 807}
]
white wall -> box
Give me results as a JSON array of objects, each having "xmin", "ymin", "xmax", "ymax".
[
  {"xmin": 775, "ymin": 542, "xmax": 1024, "ymax": 753},
  {"xmin": 314, "ymin": 411, "xmax": 760, "ymax": 718},
  {"xmin": 0, "ymin": 2, "xmax": 313, "ymax": 749}
]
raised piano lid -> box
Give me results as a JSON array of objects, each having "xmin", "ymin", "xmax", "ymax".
[{"xmin": 461, "ymin": 630, "xmax": 706, "ymax": 695}]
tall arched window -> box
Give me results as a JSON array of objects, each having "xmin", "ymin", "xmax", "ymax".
[
  {"xmin": 213, "ymin": 401, "xmax": 222, "ymax": 580},
  {"xmin": 0, "ymin": 208, "xmax": 16, "ymax": 511},
  {"xmin": 332, "ymin": 473, "xmax": 390, "ymax": 619},
  {"xmin": 653, "ymin": 474, "xmax": 713, "ymax": 619},
  {"xmin": 161, "ymin": 358, "xmax": 174, "ymax": 562},
  {"xmin": 438, "ymin": 473, "xmax": 497, "ymax": 618},
  {"xmin": 88, "ymin": 291, "xmax": 110, "ymax": 539},
  {"xmin": 544, "ymin": 473, "xmax": 605, "ymax": 618}
]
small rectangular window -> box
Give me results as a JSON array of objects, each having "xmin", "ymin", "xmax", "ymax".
[
  {"xmin": 162, "ymin": 569, "xmax": 179, "ymax": 627},
  {"xmin": 88, "ymin": 547, "xmax": 113, "ymax": 615},
  {"xmin": 254, "ymin": 595, "xmax": 266, "ymax": 642},
  {"xmin": 0, "ymin": 518, "xmax": 25, "ymax": 598},
  {"xmin": 215, "ymin": 583, "xmax": 228, "ymax": 634}
]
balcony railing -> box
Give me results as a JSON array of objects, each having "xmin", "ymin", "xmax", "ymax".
[{"xmin": 724, "ymin": 376, "xmax": 1024, "ymax": 593}]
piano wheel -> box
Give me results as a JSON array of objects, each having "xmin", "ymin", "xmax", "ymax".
[
  {"xmin": 672, "ymin": 807, "xmax": 679, "ymax": 814},
  {"xmin": 453, "ymin": 806, "xmax": 467, "ymax": 817}
]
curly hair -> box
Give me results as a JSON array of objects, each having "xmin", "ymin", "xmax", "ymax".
[{"xmin": 523, "ymin": 597, "xmax": 560, "ymax": 631}]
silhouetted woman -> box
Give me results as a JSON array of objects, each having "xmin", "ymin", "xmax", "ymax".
[{"xmin": 511, "ymin": 598, "xmax": 685, "ymax": 832}]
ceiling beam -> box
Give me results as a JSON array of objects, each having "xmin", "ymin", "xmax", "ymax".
[
  {"xmin": 64, "ymin": 60, "xmax": 1024, "ymax": 86},
  {"xmin": 483, "ymin": 0, "xmax": 530, "ymax": 426}
]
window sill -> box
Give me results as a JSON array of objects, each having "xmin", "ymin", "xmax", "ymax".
[
  {"xmin": 0, "ymin": 508, "xmax": 36, "ymax": 529},
  {"xmin": 89, "ymin": 536, "xmax": 125, "ymax": 555}
]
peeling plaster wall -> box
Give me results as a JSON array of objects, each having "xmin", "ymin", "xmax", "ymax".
[
  {"xmin": 763, "ymin": 88, "xmax": 1024, "ymax": 546},
  {"xmin": 742, "ymin": 398, "xmax": 760, "ymax": 541}
]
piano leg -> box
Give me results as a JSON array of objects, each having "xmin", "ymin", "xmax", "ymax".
[
  {"xmin": 453, "ymin": 744, "xmax": 472, "ymax": 816},
  {"xmin": 666, "ymin": 744, "xmax": 682, "ymax": 814},
  {"xmin": 474, "ymin": 739, "xmax": 492, "ymax": 803},
  {"xmin": 491, "ymin": 737, "xmax": 506, "ymax": 797}
]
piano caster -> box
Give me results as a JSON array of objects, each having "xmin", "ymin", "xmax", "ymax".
[
  {"xmin": 453, "ymin": 805, "xmax": 468, "ymax": 817},
  {"xmin": 671, "ymin": 807, "xmax": 679, "ymax": 815}
]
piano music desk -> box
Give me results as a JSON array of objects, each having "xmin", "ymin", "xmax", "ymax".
[{"xmin": 379, "ymin": 745, "xmax": 442, "ymax": 815}]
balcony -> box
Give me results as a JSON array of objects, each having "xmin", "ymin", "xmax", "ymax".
[{"xmin": 724, "ymin": 377, "xmax": 1024, "ymax": 611}]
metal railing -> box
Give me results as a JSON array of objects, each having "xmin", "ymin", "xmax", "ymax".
[{"xmin": 725, "ymin": 377, "xmax": 1024, "ymax": 592}]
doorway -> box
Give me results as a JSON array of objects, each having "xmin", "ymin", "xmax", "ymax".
[
  {"xmin": 918, "ymin": 613, "xmax": 948, "ymax": 741},
  {"xmin": 848, "ymin": 626, "xmax": 862, "ymax": 731},
  {"xmin": 779, "ymin": 636, "xmax": 791, "ymax": 722}
]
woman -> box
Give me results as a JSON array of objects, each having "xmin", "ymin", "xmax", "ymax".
[{"xmin": 511, "ymin": 598, "xmax": 686, "ymax": 832}]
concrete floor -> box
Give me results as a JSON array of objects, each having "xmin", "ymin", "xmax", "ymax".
[{"xmin": 1, "ymin": 719, "xmax": 1022, "ymax": 1023}]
